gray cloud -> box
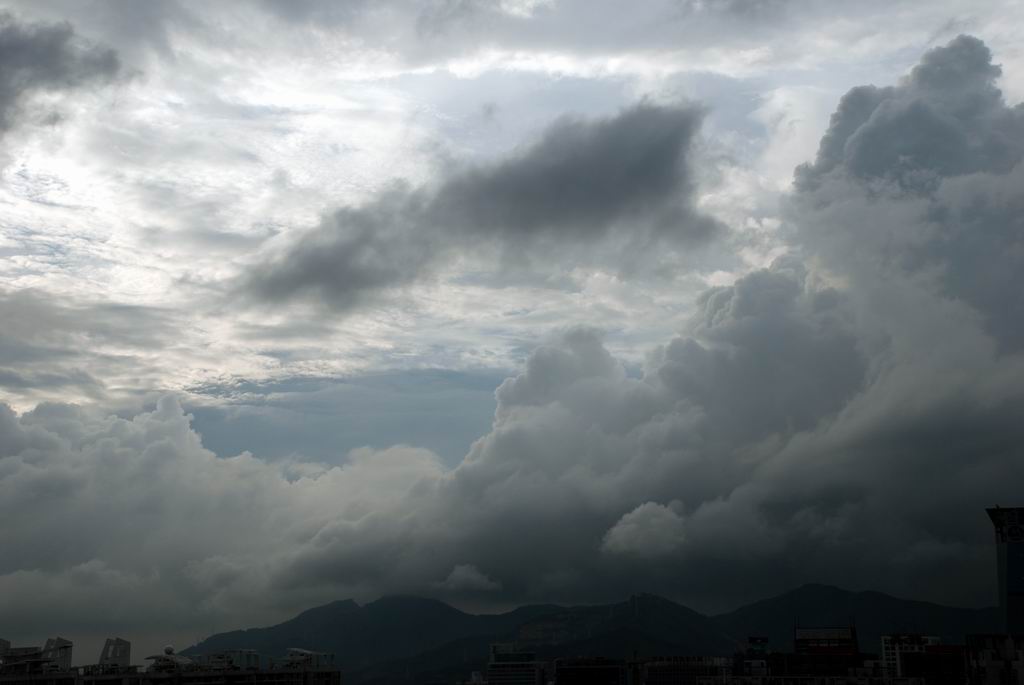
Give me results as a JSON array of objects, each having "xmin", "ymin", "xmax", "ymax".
[
  {"xmin": 795, "ymin": 34, "xmax": 1024, "ymax": 350},
  {"xmin": 243, "ymin": 103, "xmax": 717, "ymax": 311},
  {"xmin": 0, "ymin": 288, "xmax": 179, "ymax": 406},
  {"xmin": 4, "ymin": 32, "xmax": 1024, "ymax": 657},
  {"xmin": 250, "ymin": 35, "xmax": 1024, "ymax": 611},
  {"xmin": 243, "ymin": 0, "xmax": 902, "ymax": 67},
  {"xmin": 0, "ymin": 11, "xmax": 119, "ymax": 134},
  {"xmin": 797, "ymin": 35, "xmax": 1024, "ymax": 190}
]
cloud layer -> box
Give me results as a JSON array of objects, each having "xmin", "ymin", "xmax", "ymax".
[{"xmin": 2, "ymin": 2, "xmax": 1024, "ymax": 666}]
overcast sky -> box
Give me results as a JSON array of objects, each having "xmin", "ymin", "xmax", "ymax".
[{"xmin": 2, "ymin": 0, "xmax": 1024, "ymax": 664}]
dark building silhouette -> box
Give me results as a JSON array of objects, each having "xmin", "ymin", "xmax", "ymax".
[
  {"xmin": 0, "ymin": 641, "xmax": 338, "ymax": 685},
  {"xmin": 733, "ymin": 637, "xmax": 770, "ymax": 677},
  {"xmin": 769, "ymin": 626, "xmax": 862, "ymax": 676},
  {"xmin": 552, "ymin": 657, "xmax": 626, "ymax": 684},
  {"xmin": 988, "ymin": 507, "xmax": 1024, "ymax": 635},
  {"xmin": 899, "ymin": 644, "xmax": 965, "ymax": 684},
  {"xmin": 97, "ymin": 640, "xmax": 131, "ymax": 671},
  {"xmin": 41, "ymin": 639, "xmax": 74, "ymax": 673},
  {"xmin": 485, "ymin": 643, "xmax": 544, "ymax": 685},
  {"xmin": 880, "ymin": 633, "xmax": 940, "ymax": 677},
  {"xmin": 640, "ymin": 656, "xmax": 731, "ymax": 684},
  {"xmin": 966, "ymin": 634, "xmax": 1024, "ymax": 683},
  {"xmin": 0, "ymin": 643, "xmax": 77, "ymax": 685}
]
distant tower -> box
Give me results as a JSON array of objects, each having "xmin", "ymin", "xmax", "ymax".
[
  {"xmin": 41, "ymin": 637, "xmax": 73, "ymax": 671},
  {"xmin": 987, "ymin": 507, "xmax": 1024, "ymax": 635},
  {"xmin": 99, "ymin": 638, "xmax": 131, "ymax": 668}
]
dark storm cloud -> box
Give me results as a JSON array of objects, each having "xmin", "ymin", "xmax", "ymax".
[
  {"xmin": 243, "ymin": 103, "xmax": 716, "ymax": 310},
  {"xmin": 796, "ymin": 35, "xmax": 1024, "ymax": 350},
  {"xmin": 430, "ymin": 104, "xmax": 706, "ymax": 238},
  {"xmin": 264, "ymin": 35, "xmax": 1024, "ymax": 610},
  {"xmin": 0, "ymin": 12, "xmax": 119, "ymax": 133}
]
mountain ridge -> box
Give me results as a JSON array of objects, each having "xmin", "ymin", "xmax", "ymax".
[{"xmin": 184, "ymin": 584, "xmax": 999, "ymax": 683}]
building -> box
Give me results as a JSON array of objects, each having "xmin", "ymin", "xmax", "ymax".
[
  {"xmin": 143, "ymin": 646, "xmax": 195, "ymax": 673},
  {"xmin": 640, "ymin": 656, "xmax": 731, "ymax": 685},
  {"xmin": 485, "ymin": 643, "xmax": 544, "ymax": 685},
  {"xmin": 0, "ymin": 641, "xmax": 77, "ymax": 685},
  {"xmin": 41, "ymin": 639, "xmax": 74, "ymax": 673},
  {"xmin": 98, "ymin": 640, "xmax": 131, "ymax": 671},
  {"xmin": 771, "ymin": 627, "xmax": 861, "ymax": 676},
  {"xmin": 192, "ymin": 650, "xmax": 261, "ymax": 671},
  {"xmin": 966, "ymin": 633, "xmax": 1024, "ymax": 684},
  {"xmin": 553, "ymin": 657, "xmax": 626, "ymax": 684},
  {"xmin": 0, "ymin": 641, "xmax": 339, "ymax": 685},
  {"xmin": 733, "ymin": 637, "xmax": 770, "ymax": 677},
  {"xmin": 898, "ymin": 644, "xmax": 965, "ymax": 684},
  {"xmin": 988, "ymin": 507, "xmax": 1024, "ymax": 635},
  {"xmin": 879, "ymin": 634, "xmax": 940, "ymax": 677},
  {"xmin": 793, "ymin": 627, "xmax": 858, "ymax": 656}
]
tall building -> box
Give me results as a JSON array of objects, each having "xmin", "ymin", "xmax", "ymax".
[
  {"xmin": 41, "ymin": 638, "xmax": 73, "ymax": 672},
  {"xmin": 987, "ymin": 506, "xmax": 1024, "ymax": 635},
  {"xmin": 966, "ymin": 634, "xmax": 1024, "ymax": 684},
  {"xmin": 880, "ymin": 634, "xmax": 940, "ymax": 677},
  {"xmin": 98, "ymin": 639, "xmax": 130, "ymax": 670}
]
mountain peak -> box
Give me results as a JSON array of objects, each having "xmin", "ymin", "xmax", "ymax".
[
  {"xmin": 364, "ymin": 595, "xmax": 470, "ymax": 617},
  {"xmin": 186, "ymin": 584, "xmax": 999, "ymax": 684},
  {"xmin": 287, "ymin": 598, "xmax": 361, "ymax": 623}
]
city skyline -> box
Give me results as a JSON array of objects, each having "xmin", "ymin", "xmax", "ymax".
[{"xmin": 1, "ymin": 574, "xmax": 1018, "ymax": 683}]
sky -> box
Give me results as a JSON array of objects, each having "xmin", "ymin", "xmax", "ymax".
[{"xmin": 1, "ymin": 0, "xmax": 1024, "ymax": 665}]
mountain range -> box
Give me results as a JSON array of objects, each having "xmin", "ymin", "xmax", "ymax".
[{"xmin": 183, "ymin": 584, "xmax": 998, "ymax": 684}]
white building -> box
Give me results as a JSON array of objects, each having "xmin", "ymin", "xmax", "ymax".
[{"xmin": 880, "ymin": 634, "xmax": 940, "ymax": 677}]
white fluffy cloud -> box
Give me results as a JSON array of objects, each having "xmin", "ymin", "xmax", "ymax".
[
  {"xmin": 601, "ymin": 502, "xmax": 687, "ymax": 558},
  {"xmin": 436, "ymin": 564, "xmax": 503, "ymax": 593}
]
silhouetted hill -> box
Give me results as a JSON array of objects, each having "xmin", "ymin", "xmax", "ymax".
[
  {"xmin": 512, "ymin": 594, "xmax": 735, "ymax": 656},
  {"xmin": 184, "ymin": 596, "xmax": 562, "ymax": 670},
  {"xmin": 713, "ymin": 583, "xmax": 999, "ymax": 654},
  {"xmin": 346, "ymin": 595, "xmax": 733, "ymax": 685},
  {"xmin": 185, "ymin": 585, "xmax": 998, "ymax": 683}
]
